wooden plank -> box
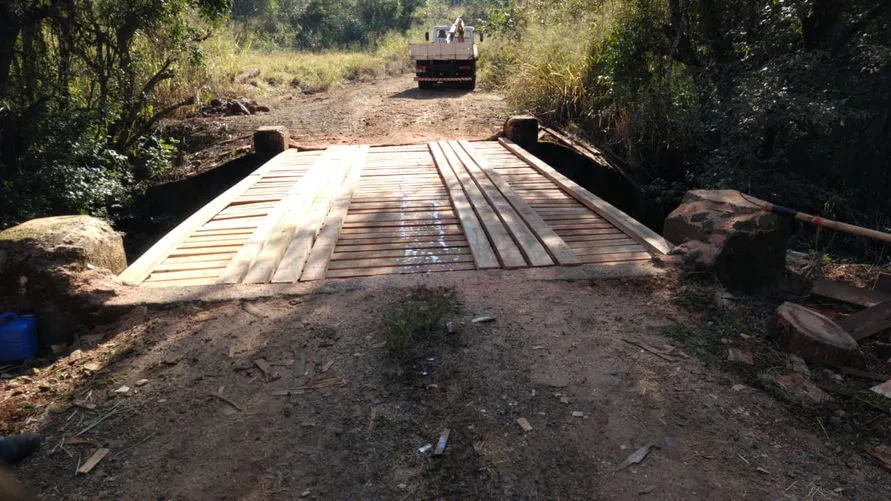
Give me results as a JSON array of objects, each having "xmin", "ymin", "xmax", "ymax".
[
  {"xmin": 334, "ymin": 240, "xmax": 467, "ymax": 252},
  {"xmin": 77, "ymin": 448, "xmax": 110, "ymax": 475},
  {"xmin": 811, "ymin": 279, "xmax": 891, "ymax": 308},
  {"xmin": 296, "ymin": 145, "xmax": 371, "ymax": 282},
  {"xmin": 499, "ymin": 137, "xmax": 672, "ymax": 255},
  {"xmin": 328, "ymin": 254, "xmax": 473, "ymax": 270},
  {"xmin": 163, "ymin": 253, "xmax": 236, "ymax": 265},
  {"xmin": 838, "ymin": 301, "xmax": 891, "ymax": 341},
  {"xmin": 459, "ymin": 140, "xmax": 579, "ymax": 266},
  {"xmin": 576, "ymin": 252, "xmax": 652, "ymax": 264},
  {"xmin": 570, "ymin": 244, "xmax": 647, "ymax": 257},
  {"xmin": 325, "ymin": 262, "xmax": 476, "ymax": 279},
  {"xmin": 218, "ymin": 148, "xmax": 336, "ymax": 284},
  {"xmin": 428, "ymin": 141, "xmax": 499, "ymax": 269},
  {"xmin": 118, "ymin": 155, "xmax": 280, "ymax": 286},
  {"xmin": 448, "ymin": 141, "xmax": 553, "ymax": 267},
  {"xmin": 147, "ymin": 268, "xmax": 225, "ymax": 282},
  {"xmin": 249, "ymin": 146, "xmax": 362, "ymax": 284},
  {"xmin": 154, "ymin": 260, "xmax": 233, "ymax": 272},
  {"xmin": 142, "ymin": 277, "xmax": 218, "ymax": 288},
  {"xmin": 332, "ymin": 248, "xmax": 470, "ymax": 261},
  {"xmin": 437, "ymin": 141, "xmax": 526, "ymax": 268}
]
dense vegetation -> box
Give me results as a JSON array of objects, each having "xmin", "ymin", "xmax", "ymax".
[
  {"xmin": 2, "ymin": 1, "xmax": 889, "ymax": 263},
  {"xmin": 481, "ymin": 0, "xmax": 890, "ymax": 257}
]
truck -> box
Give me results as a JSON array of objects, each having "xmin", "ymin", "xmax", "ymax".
[{"xmin": 410, "ymin": 20, "xmax": 482, "ymax": 90}]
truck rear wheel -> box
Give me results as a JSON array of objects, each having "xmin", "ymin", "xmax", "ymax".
[{"xmin": 466, "ymin": 78, "xmax": 476, "ymax": 91}]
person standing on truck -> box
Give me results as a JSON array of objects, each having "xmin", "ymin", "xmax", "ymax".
[{"xmin": 448, "ymin": 17, "xmax": 465, "ymax": 43}]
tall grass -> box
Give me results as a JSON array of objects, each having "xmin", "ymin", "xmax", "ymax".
[{"xmin": 161, "ymin": 27, "xmax": 413, "ymax": 105}]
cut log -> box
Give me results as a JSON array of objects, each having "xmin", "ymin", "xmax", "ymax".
[
  {"xmin": 503, "ymin": 115, "xmax": 539, "ymax": 147},
  {"xmin": 253, "ymin": 126, "xmax": 289, "ymax": 159},
  {"xmin": 776, "ymin": 302, "xmax": 858, "ymax": 365},
  {"xmin": 875, "ymin": 273, "xmax": 891, "ymax": 294},
  {"xmin": 838, "ymin": 301, "xmax": 891, "ymax": 342}
]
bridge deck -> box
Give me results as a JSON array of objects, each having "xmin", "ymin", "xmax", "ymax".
[{"xmin": 120, "ymin": 139, "xmax": 671, "ymax": 287}]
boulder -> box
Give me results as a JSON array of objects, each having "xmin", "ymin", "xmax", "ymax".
[
  {"xmin": 664, "ymin": 190, "xmax": 789, "ymax": 290},
  {"xmin": 0, "ymin": 216, "xmax": 124, "ymax": 346}
]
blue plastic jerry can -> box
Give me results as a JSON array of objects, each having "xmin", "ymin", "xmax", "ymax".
[{"xmin": 0, "ymin": 313, "xmax": 38, "ymax": 363}]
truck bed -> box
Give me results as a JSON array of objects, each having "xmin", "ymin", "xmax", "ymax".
[{"xmin": 410, "ymin": 43, "xmax": 478, "ymax": 61}]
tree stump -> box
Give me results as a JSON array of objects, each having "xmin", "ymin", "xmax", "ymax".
[
  {"xmin": 503, "ymin": 115, "xmax": 539, "ymax": 147},
  {"xmin": 253, "ymin": 126, "xmax": 289, "ymax": 159},
  {"xmin": 776, "ymin": 302, "xmax": 858, "ymax": 365}
]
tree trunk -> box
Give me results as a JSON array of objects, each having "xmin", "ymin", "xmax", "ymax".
[{"xmin": 0, "ymin": 5, "xmax": 21, "ymax": 100}]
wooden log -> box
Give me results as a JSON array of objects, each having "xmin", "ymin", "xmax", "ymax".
[
  {"xmin": 776, "ymin": 302, "xmax": 859, "ymax": 365},
  {"xmin": 253, "ymin": 126, "xmax": 289, "ymax": 159},
  {"xmin": 503, "ymin": 116, "xmax": 539, "ymax": 147}
]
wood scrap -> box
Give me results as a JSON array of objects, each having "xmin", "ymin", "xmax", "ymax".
[
  {"xmin": 834, "ymin": 366, "xmax": 888, "ymax": 382},
  {"xmin": 616, "ymin": 441, "xmax": 660, "ymax": 472},
  {"xmin": 865, "ymin": 445, "xmax": 891, "ymax": 472},
  {"xmin": 871, "ymin": 380, "xmax": 891, "ymax": 399},
  {"xmin": 472, "ymin": 316, "xmax": 496, "ymax": 324},
  {"xmin": 838, "ymin": 301, "xmax": 891, "ymax": 341},
  {"xmin": 210, "ymin": 392, "xmax": 244, "ymax": 412},
  {"xmin": 623, "ymin": 338, "xmax": 680, "ymax": 363},
  {"xmin": 271, "ymin": 376, "xmax": 347, "ymax": 396},
  {"xmin": 433, "ymin": 429, "xmax": 450, "ymax": 456},
  {"xmin": 253, "ymin": 358, "xmax": 281, "ymax": 382},
  {"xmin": 77, "ymin": 448, "xmax": 110, "ymax": 474},
  {"xmin": 811, "ymin": 279, "xmax": 891, "ymax": 308},
  {"xmin": 321, "ymin": 360, "xmax": 335, "ymax": 373},
  {"xmin": 516, "ymin": 417, "xmax": 533, "ymax": 432}
]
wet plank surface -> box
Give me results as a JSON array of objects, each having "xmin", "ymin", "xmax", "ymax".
[{"xmin": 123, "ymin": 140, "xmax": 658, "ymax": 287}]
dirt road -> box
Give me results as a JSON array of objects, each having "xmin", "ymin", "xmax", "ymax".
[
  {"xmin": 5, "ymin": 272, "xmax": 889, "ymax": 500},
  {"xmin": 171, "ymin": 76, "xmax": 509, "ymax": 177}
]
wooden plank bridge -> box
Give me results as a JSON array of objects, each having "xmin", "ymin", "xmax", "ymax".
[{"xmin": 120, "ymin": 139, "xmax": 672, "ymax": 287}]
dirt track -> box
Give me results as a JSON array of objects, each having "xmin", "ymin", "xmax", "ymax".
[{"xmin": 170, "ymin": 76, "xmax": 509, "ymax": 177}]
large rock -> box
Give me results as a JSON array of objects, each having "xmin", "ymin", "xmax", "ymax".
[
  {"xmin": 0, "ymin": 216, "xmax": 124, "ymax": 346},
  {"xmin": 664, "ymin": 190, "xmax": 789, "ymax": 290}
]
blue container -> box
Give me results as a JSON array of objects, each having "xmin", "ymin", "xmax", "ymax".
[{"xmin": 0, "ymin": 313, "xmax": 38, "ymax": 363}]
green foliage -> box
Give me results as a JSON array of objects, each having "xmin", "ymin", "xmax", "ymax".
[
  {"xmin": 384, "ymin": 288, "xmax": 455, "ymax": 360},
  {"xmin": 0, "ymin": 0, "xmax": 230, "ymax": 228},
  {"xmin": 483, "ymin": 0, "xmax": 891, "ymax": 242}
]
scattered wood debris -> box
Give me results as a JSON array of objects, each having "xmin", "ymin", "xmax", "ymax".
[
  {"xmin": 516, "ymin": 417, "xmax": 533, "ymax": 432},
  {"xmin": 433, "ymin": 429, "xmax": 450, "ymax": 456},
  {"xmin": 253, "ymin": 359, "xmax": 281, "ymax": 382},
  {"xmin": 865, "ymin": 445, "xmax": 891, "ymax": 471},
  {"xmin": 838, "ymin": 301, "xmax": 891, "ymax": 341},
  {"xmin": 321, "ymin": 360, "xmax": 335, "ymax": 373},
  {"xmin": 367, "ymin": 407, "xmax": 377, "ymax": 434},
  {"xmin": 811, "ymin": 279, "xmax": 891, "ymax": 308},
  {"xmin": 77, "ymin": 448, "xmax": 110, "ymax": 474},
  {"xmin": 272, "ymin": 376, "xmax": 347, "ymax": 396},
  {"xmin": 776, "ymin": 373, "xmax": 837, "ymax": 407},
  {"xmin": 623, "ymin": 338, "xmax": 680, "ymax": 363},
  {"xmin": 210, "ymin": 392, "xmax": 244, "ymax": 412},
  {"xmin": 616, "ymin": 441, "xmax": 660, "ymax": 472},
  {"xmin": 472, "ymin": 315, "xmax": 496, "ymax": 324},
  {"xmin": 871, "ymin": 380, "xmax": 891, "ymax": 399},
  {"xmin": 727, "ymin": 347, "xmax": 754, "ymax": 366}
]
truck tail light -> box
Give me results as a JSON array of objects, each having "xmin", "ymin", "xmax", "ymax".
[{"xmin": 459, "ymin": 65, "xmax": 471, "ymax": 70}]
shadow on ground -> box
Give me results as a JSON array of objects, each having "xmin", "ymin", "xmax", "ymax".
[{"xmin": 390, "ymin": 88, "xmax": 473, "ymax": 100}]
